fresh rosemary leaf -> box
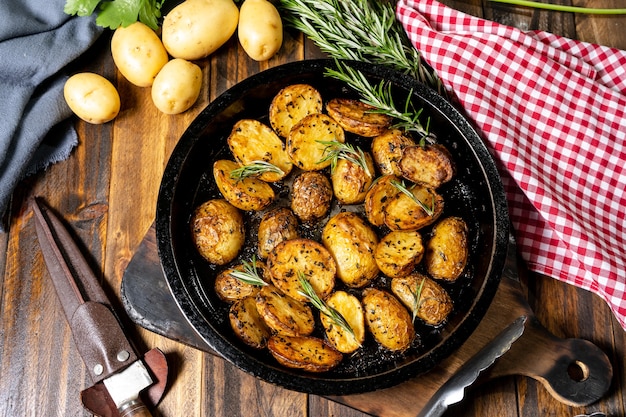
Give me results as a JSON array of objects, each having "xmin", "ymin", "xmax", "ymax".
[
  {"xmin": 297, "ymin": 272, "xmax": 356, "ymax": 339},
  {"xmin": 316, "ymin": 140, "xmax": 371, "ymax": 177},
  {"xmin": 391, "ymin": 180, "xmax": 435, "ymax": 216},
  {"xmin": 411, "ymin": 277, "xmax": 426, "ymax": 322},
  {"xmin": 228, "ymin": 257, "xmax": 268, "ymax": 287},
  {"xmin": 489, "ymin": 0, "xmax": 626, "ymax": 14},
  {"xmin": 230, "ymin": 160, "xmax": 284, "ymax": 181}
]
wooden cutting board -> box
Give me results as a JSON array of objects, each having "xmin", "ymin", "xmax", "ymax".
[{"xmin": 121, "ymin": 225, "xmax": 612, "ymax": 416}]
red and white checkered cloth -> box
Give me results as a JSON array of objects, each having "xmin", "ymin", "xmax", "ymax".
[{"xmin": 396, "ymin": 0, "xmax": 626, "ymax": 329}]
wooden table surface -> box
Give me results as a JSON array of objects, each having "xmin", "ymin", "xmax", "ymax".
[{"xmin": 1, "ymin": 1, "xmax": 625, "ymax": 416}]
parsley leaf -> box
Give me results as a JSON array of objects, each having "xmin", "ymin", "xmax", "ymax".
[{"xmin": 64, "ymin": 0, "xmax": 164, "ymax": 30}]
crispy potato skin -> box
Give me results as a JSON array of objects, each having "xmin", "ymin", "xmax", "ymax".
[
  {"xmin": 228, "ymin": 119, "xmax": 292, "ymax": 182},
  {"xmin": 269, "ymin": 84, "xmax": 323, "ymax": 138},
  {"xmin": 364, "ymin": 174, "xmax": 401, "ymax": 226},
  {"xmin": 321, "ymin": 291, "xmax": 365, "ymax": 354},
  {"xmin": 267, "ymin": 335, "xmax": 343, "ymax": 372},
  {"xmin": 322, "ymin": 212, "xmax": 379, "ymax": 288},
  {"xmin": 257, "ymin": 207, "xmax": 299, "ymax": 259},
  {"xmin": 400, "ymin": 144, "xmax": 455, "ymax": 188},
  {"xmin": 425, "ymin": 217, "xmax": 469, "ymax": 281},
  {"xmin": 256, "ymin": 285, "xmax": 315, "ymax": 336},
  {"xmin": 215, "ymin": 261, "xmax": 270, "ymax": 303},
  {"xmin": 371, "ymin": 129, "xmax": 416, "ymax": 176},
  {"xmin": 391, "ymin": 272, "xmax": 453, "ymax": 326},
  {"xmin": 287, "ymin": 113, "xmax": 346, "ymax": 171},
  {"xmin": 291, "ymin": 171, "xmax": 333, "ymax": 223},
  {"xmin": 229, "ymin": 296, "xmax": 271, "ymax": 348},
  {"xmin": 190, "ymin": 199, "xmax": 245, "ymax": 265},
  {"xmin": 384, "ymin": 184, "xmax": 444, "ymax": 231},
  {"xmin": 213, "ymin": 159, "xmax": 275, "ymax": 211},
  {"xmin": 375, "ymin": 230, "xmax": 424, "ymax": 278},
  {"xmin": 362, "ymin": 288, "xmax": 415, "ymax": 351},
  {"xmin": 331, "ymin": 151, "xmax": 376, "ymax": 205},
  {"xmin": 267, "ymin": 238, "xmax": 336, "ymax": 302},
  {"xmin": 326, "ymin": 98, "xmax": 392, "ymax": 137}
]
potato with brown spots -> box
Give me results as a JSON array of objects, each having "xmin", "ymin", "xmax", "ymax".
[
  {"xmin": 331, "ymin": 151, "xmax": 376, "ymax": 205},
  {"xmin": 384, "ymin": 184, "xmax": 444, "ymax": 231},
  {"xmin": 229, "ymin": 296, "xmax": 271, "ymax": 348},
  {"xmin": 326, "ymin": 98, "xmax": 392, "ymax": 137},
  {"xmin": 190, "ymin": 199, "xmax": 245, "ymax": 265},
  {"xmin": 269, "ymin": 84, "xmax": 323, "ymax": 138},
  {"xmin": 290, "ymin": 171, "xmax": 333, "ymax": 223},
  {"xmin": 371, "ymin": 129, "xmax": 416, "ymax": 176},
  {"xmin": 321, "ymin": 291, "xmax": 365, "ymax": 354},
  {"xmin": 213, "ymin": 159, "xmax": 275, "ymax": 211},
  {"xmin": 425, "ymin": 217, "xmax": 469, "ymax": 281},
  {"xmin": 267, "ymin": 335, "xmax": 343, "ymax": 372},
  {"xmin": 257, "ymin": 207, "xmax": 299, "ymax": 259},
  {"xmin": 255, "ymin": 285, "xmax": 315, "ymax": 336},
  {"xmin": 375, "ymin": 230, "xmax": 424, "ymax": 278},
  {"xmin": 214, "ymin": 261, "xmax": 270, "ymax": 303},
  {"xmin": 362, "ymin": 288, "xmax": 415, "ymax": 351},
  {"xmin": 400, "ymin": 144, "xmax": 455, "ymax": 189},
  {"xmin": 391, "ymin": 272, "xmax": 453, "ymax": 326},
  {"xmin": 287, "ymin": 113, "xmax": 345, "ymax": 171},
  {"xmin": 364, "ymin": 174, "xmax": 401, "ymax": 226}
]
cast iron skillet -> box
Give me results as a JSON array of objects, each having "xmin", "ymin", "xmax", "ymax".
[{"xmin": 156, "ymin": 59, "xmax": 510, "ymax": 395}]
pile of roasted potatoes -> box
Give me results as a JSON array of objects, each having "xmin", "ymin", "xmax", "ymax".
[{"xmin": 190, "ymin": 83, "xmax": 470, "ymax": 373}]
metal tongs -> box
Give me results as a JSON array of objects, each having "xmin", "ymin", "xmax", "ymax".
[{"xmin": 32, "ymin": 198, "xmax": 169, "ymax": 417}]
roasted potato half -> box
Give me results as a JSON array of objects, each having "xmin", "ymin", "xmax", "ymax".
[
  {"xmin": 268, "ymin": 335, "xmax": 343, "ymax": 372},
  {"xmin": 326, "ymin": 98, "xmax": 392, "ymax": 137},
  {"xmin": 362, "ymin": 288, "xmax": 415, "ymax": 351},
  {"xmin": 322, "ymin": 212, "xmax": 379, "ymax": 288},
  {"xmin": 257, "ymin": 207, "xmax": 299, "ymax": 259},
  {"xmin": 190, "ymin": 199, "xmax": 245, "ymax": 265},
  {"xmin": 321, "ymin": 291, "xmax": 365, "ymax": 354},
  {"xmin": 229, "ymin": 296, "xmax": 271, "ymax": 349},
  {"xmin": 287, "ymin": 113, "xmax": 346, "ymax": 171},
  {"xmin": 290, "ymin": 171, "xmax": 333, "ymax": 223},
  {"xmin": 384, "ymin": 184, "xmax": 444, "ymax": 231},
  {"xmin": 269, "ymin": 84, "xmax": 323, "ymax": 138},
  {"xmin": 425, "ymin": 217, "xmax": 469, "ymax": 281},
  {"xmin": 400, "ymin": 144, "xmax": 455, "ymax": 188},
  {"xmin": 371, "ymin": 129, "xmax": 416, "ymax": 176},
  {"xmin": 391, "ymin": 272, "xmax": 453, "ymax": 326},
  {"xmin": 214, "ymin": 260, "xmax": 270, "ymax": 303},
  {"xmin": 364, "ymin": 174, "xmax": 401, "ymax": 226},
  {"xmin": 375, "ymin": 230, "xmax": 424, "ymax": 278},
  {"xmin": 256, "ymin": 285, "xmax": 315, "ymax": 336},
  {"xmin": 213, "ymin": 159, "xmax": 275, "ymax": 211},
  {"xmin": 228, "ymin": 119, "xmax": 293, "ymax": 182},
  {"xmin": 331, "ymin": 150, "xmax": 376, "ymax": 205},
  {"xmin": 267, "ymin": 238, "xmax": 336, "ymax": 302}
]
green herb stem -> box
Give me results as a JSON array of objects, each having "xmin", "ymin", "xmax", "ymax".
[
  {"xmin": 230, "ymin": 161, "xmax": 284, "ymax": 181},
  {"xmin": 316, "ymin": 140, "xmax": 372, "ymax": 177},
  {"xmin": 490, "ymin": 0, "xmax": 626, "ymax": 14}
]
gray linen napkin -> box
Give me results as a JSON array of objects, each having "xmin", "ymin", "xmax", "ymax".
[{"xmin": 0, "ymin": 0, "xmax": 104, "ymax": 232}]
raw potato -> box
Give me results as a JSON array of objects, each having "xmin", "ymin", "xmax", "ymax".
[
  {"xmin": 267, "ymin": 238, "xmax": 336, "ymax": 302},
  {"xmin": 257, "ymin": 207, "xmax": 299, "ymax": 259},
  {"xmin": 322, "ymin": 212, "xmax": 379, "ymax": 288},
  {"xmin": 425, "ymin": 217, "xmax": 469, "ymax": 281},
  {"xmin": 400, "ymin": 144, "xmax": 455, "ymax": 188},
  {"xmin": 321, "ymin": 291, "xmax": 365, "ymax": 354},
  {"xmin": 287, "ymin": 113, "xmax": 346, "ymax": 171},
  {"xmin": 371, "ymin": 129, "xmax": 416, "ymax": 176},
  {"xmin": 229, "ymin": 296, "xmax": 271, "ymax": 348},
  {"xmin": 213, "ymin": 159, "xmax": 275, "ymax": 211},
  {"xmin": 362, "ymin": 288, "xmax": 415, "ymax": 351},
  {"xmin": 151, "ymin": 58, "xmax": 203, "ymax": 115},
  {"xmin": 375, "ymin": 230, "xmax": 424, "ymax": 278},
  {"xmin": 228, "ymin": 119, "xmax": 292, "ymax": 182},
  {"xmin": 162, "ymin": 0, "xmax": 239, "ymax": 60},
  {"xmin": 326, "ymin": 98, "xmax": 392, "ymax": 137},
  {"xmin": 64, "ymin": 73, "xmax": 120, "ymax": 124},
  {"xmin": 384, "ymin": 184, "xmax": 444, "ymax": 231},
  {"xmin": 391, "ymin": 273, "xmax": 453, "ymax": 326},
  {"xmin": 214, "ymin": 261, "xmax": 270, "ymax": 303},
  {"xmin": 111, "ymin": 22, "xmax": 168, "ymax": 87},
  {"xmin": 290, "ymin": 171, "xmax": 333, "ymax": 222},
  {"xmin": 238, "ymin": 0, "xmax": 283, "ymax": 61},
  {"xmin": 268, "ymin": 335, "xmax": 343, "ymax": 372},
  {"xmin": 190, "ymin": 199, "xmax": 245, "ymax": 265},
  {"xmin": 255, "ymin": 285, "xmax": 315, "ymax": 336},
  {"xmin": 269, "ymin": 84, "xmax": 323, "ymax": 138},
  {"xmin": 331, "ymin": 151, "xmax": 376, "ymax": 205},
  {"xmin": 363, "ymin": 174, "xmax": 401, "ymax": 226}
]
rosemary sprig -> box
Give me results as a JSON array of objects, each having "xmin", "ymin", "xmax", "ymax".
[
  {"xmin": 228, "ymin": 256, "xmax": 268, "ymax": 287},
  {"xmin": 316, "ymin": 140, "xmax": 372, "ymax": 177},
  {"xmin": 297, "ymin": 272, "xmax": 357, "ymax": 340},
  {"xmin": 411, "ymin": 277, "xmax": 427, "ymax": 323},
  {"xmin": 391, "ymin": 180, "xmax": 435, "ymax": 216},
  {"xmin": 490, "ymin": 0, "xmax": 626, "ymax": 14},
  {"xmin": 230, "ymin": 161, "xmax": 284, "ymax": 181},
  {"xmin": 325, "ymin": 61, "xmax": 432, "ymax": 138},
  {"xmin": 277, "ymin": 0, "xmax": 442, "ymax": 92}
]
